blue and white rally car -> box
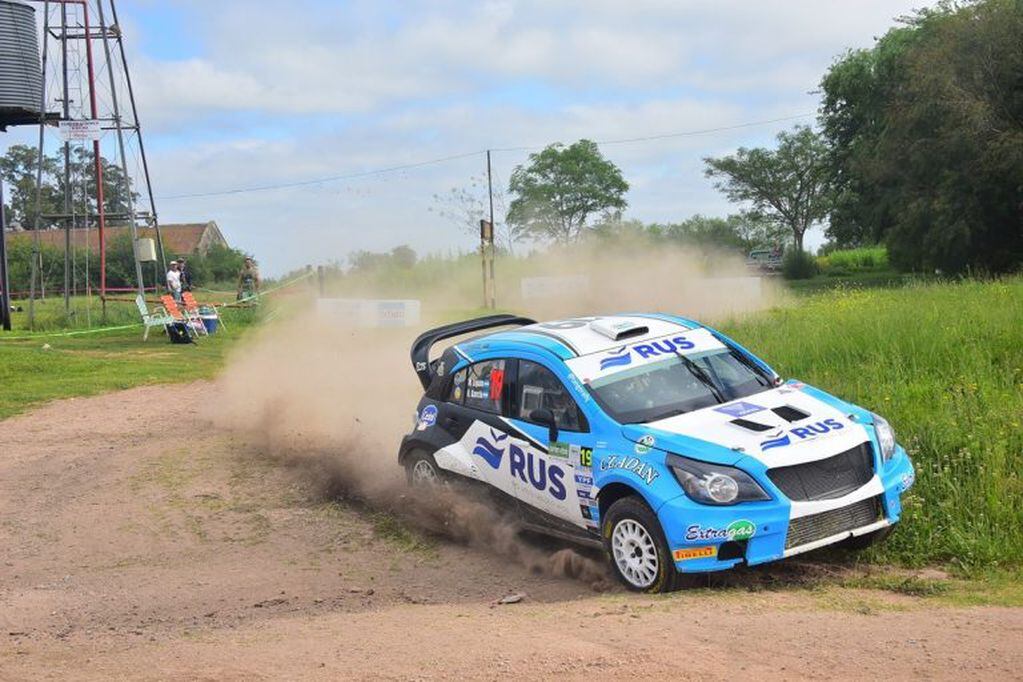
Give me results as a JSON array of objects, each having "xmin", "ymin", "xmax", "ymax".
[{"xmin": 399, "ymin": 314, "xmax": 915, "ymax": 592}]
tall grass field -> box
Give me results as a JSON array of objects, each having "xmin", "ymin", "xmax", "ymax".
[{"xmin": 721, "ymin": 278, "xmax": 1023, "ymax": 572}]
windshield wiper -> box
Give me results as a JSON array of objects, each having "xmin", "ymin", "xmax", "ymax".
[
  {"xmin": 637, "ymin": 406, "xmax": 689, "ymax": 423},
  {"xmin": 674, "ymin": 352, "xmax": 725, "ymax": 403},
  {"xmin": 727, "ymin": 348, "xmax": 772, "ymax": 387}
]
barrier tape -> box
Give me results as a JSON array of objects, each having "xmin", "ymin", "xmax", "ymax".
[{"xmin": 1, "ymin": 271, "xmax": 315, "ymax": 340}]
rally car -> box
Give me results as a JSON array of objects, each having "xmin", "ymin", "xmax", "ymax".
[{"xmin": 399, "ymin": 314, "xmax": 915, "ymax": 592}]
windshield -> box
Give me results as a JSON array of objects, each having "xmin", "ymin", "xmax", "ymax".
[{"xmin": 587, "ymin": 348, "xmax": 773, "ymax": 424}]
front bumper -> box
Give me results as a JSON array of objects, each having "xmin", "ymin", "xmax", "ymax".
[{"xmin": 659, "ymin": 446, "xmax": 915, "ymax": 572}]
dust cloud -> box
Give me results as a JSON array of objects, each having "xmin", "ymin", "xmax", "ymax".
[{"xmin": 213, "ymin": 241, "xmax": 780, "ymax": 589}]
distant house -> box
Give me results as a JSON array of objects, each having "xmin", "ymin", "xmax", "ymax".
[{"xmin": 7, "ymin": 221, "xmax": 229, "ymax": 256}]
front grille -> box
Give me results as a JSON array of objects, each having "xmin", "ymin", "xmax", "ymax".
[
  {"xmin": 785, "ymin": 496, "xmax": 882, "ymax": 550},
  {"xmin": 768, "ymin": 442, "xmax": 874, "ymax": 501}
]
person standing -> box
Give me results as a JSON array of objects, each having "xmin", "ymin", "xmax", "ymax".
[
  {"xmin": 166, "ymin": 260, "xmax": 183, "ymax": 303},
  {"xmin": 178, "ymin": 257, "xmax": 193, "ymax": 292},
  {"xmin": 236, "ymin": 257, "xmax": 260, "ymax": 301}
]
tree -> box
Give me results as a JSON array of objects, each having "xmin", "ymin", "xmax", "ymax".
[
  {"xmin": 704, "ymin": 126, "xmax": 833, "ymax": 252},
  {"xmin": 431, "ymin": 171, "xmax": 514, "ymax": 251},
  {"xmin": 819, "ymin": 0, "xmax": 1023, "ymax": 272},
  {"xmin": 507, "ymin": 139, "xmax": 628, "ymax": 244},
  {"xmin": 0, "ymin": 144, "xmax": 138, "ymax": 229},
  {"xmin": 0, "ymin": 144, "xmax": 61, "ymax": 228},
  {"xmin": 657, "ymin": 213, "xmax": 786, "ymax": 253}
]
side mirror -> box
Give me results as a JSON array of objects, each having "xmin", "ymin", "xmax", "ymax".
[{"xmin": 529, "ymin": 408, "xmax": 559, "ymax": 443}]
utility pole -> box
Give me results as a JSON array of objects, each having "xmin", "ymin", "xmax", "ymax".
[
  {"xmin": 0, "ymin": 180, "xmax": 11, "ymax": 332},
  {"xmin": 484, "ymin": 149, "xmax": 496, "ymax": 309}
]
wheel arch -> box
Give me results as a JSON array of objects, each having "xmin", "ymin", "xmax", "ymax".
[
  {"xmin": 398, "ymin": 438, "xmax": 434, "ymax": 466},
  {"xmin": 597, "ymin": 481, "xmax": 646, "ymax": 521}
]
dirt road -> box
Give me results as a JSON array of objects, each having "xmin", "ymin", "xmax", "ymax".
[{"xmin": 1, "ymin": 384, "xmax": 1021, "ymax": 680}]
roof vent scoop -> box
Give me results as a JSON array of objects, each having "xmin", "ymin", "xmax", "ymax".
[{"xmin": 589, "ymin": 318, "xmax": 649, "ymax": 341}]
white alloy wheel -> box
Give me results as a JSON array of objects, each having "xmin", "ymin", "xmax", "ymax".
[
  {"xmin": 611, "ymin": 518, "xmax": 659, "ymax": 589},
  {"xmin": 410, "ymin": 458, "xmax": 440, "ymax": 487}
]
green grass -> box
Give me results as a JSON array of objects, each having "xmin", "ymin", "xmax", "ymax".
[
  {"xmin": 819, "ymin": 246, "xmax": 890, "ymax": 273},
  {"xmin": 0, "ymin": 305, "xmax": 260, "ymax": 419},
  {"xmin": 720, "ymin": 277, "xmax": 1023, "ymax": 573}
]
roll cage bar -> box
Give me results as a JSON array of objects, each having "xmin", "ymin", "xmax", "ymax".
[{"xmin": 410, "ymin": 314, "xmax": 536, "ymax": 390}]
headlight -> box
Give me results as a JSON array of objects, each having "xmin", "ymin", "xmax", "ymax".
[
  {"xmin": 873, "ymin": 413, "xmax": 897, "ymax": 462},
  {"xmin": 667, "ymin": 454, "xmax": 770, "ymax": 505}
]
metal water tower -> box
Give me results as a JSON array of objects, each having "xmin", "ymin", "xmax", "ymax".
[{"xmin": 0, "ymin": 0, "xmax": 42, "ymax": 130}]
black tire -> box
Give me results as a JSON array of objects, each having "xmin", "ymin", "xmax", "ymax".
[
  {"xmin": 404, "ymin": 450, "xmax": 446, "ymax": 489},
  {"xmin": 841, "ymin": 526, "xmax": 893, "ymax": 551},
  {"xmin": 602, "ymin": 496, "xmax": 681, "ymax": 593}
]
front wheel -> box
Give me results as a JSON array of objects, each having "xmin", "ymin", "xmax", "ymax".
[{"xmin": 602, "ymin": 496, "xmax": 681, "ymax": 593}]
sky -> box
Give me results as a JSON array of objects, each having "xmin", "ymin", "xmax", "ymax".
[{"xmin": 4, "ymin": 0, "xmax": 927, "ymax": 276}]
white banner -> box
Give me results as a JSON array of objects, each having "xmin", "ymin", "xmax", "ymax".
[{"xmin": 58, "ymin": 120, "xmax": 102, "ymax": 141}]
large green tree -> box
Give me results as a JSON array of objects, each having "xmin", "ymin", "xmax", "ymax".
[
  {"xmin": 704, "ymin": 126, "xmax": 833, "ymax": 252},
  {"xmin": 820, "ymin": 0, "xmax": 1023, "ymax": 272},
  {"xmin": 0, "ymin": 144, "xmax": 138, "ymax": 228},
  {"xmin": 507, "ymin": 139, "xmax": 628, "ymax": 244}
]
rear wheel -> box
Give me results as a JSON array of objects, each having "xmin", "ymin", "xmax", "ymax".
[
  {"xmin": 602, "ymin": 496, "xmax": 681, "ymax": 593},
  {"xmin": 405, "ymin": 451, "xmax": 443, "ymax": 489}
]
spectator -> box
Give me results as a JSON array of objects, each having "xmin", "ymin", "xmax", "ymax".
[
  {"xmin": 166, "ymin": 260, "xmax": 182, "ymax": 303},
  {"xmin": 178, "ymin": 257, "xmax": 193, "ymax": 292},
  {"xmin": 236, "ymin": 257, "xmax": 260, "ymax": 301}
]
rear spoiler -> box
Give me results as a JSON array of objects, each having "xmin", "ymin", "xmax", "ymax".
[{"xmin": 410, "ymin": 314, "xmax": 536, "ymax": 390}]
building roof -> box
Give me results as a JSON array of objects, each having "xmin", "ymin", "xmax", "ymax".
[{"xmin": 5, "ymin": 221, "xmax": 228, "ymax": 255}]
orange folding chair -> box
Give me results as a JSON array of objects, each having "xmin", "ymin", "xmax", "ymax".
[
  {"xmin": 161, "ymin": 294, "xmax": 206, "ymax": 337},
  {"xmin": 182, "ymin": 291, "xmax": 225, "ymax": 333}
]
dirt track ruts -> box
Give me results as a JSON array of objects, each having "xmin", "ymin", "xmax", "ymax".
[{"xmin": 1, "ymin": 383, "xmax": 1021, "ymax": 680}]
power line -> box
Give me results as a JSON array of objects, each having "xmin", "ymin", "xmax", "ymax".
[
  {"xmin": 491, "ymin": 112, "xmax": 815, "ymax": 151},
  {"xmin": 158, "ymin": 150, "xmax": 484, "ymax": 200},
  {"xmin": 156, "ymin": 112, "xmax": 815, "ymax": 201}
]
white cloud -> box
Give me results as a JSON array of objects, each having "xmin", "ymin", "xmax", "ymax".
[{"xmin": 59, "ymin": 0, "xmax": 931, "ymax": 273}]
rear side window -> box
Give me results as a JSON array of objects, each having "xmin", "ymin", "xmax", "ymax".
[
  {"xmin": 516, "ymin": 360, "xmax": 586, "ymax": 432},
  {"xmin": 464, "ymin": 360, "xmax": 507, "ymax": 414}
]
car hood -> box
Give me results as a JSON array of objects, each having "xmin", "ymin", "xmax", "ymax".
[{"xmin": 620, "ymin": 383, "xmax": 873, "ymax": 468}]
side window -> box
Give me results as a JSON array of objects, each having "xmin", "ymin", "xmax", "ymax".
[
  {"xmin": 446, "ymin": 368, "xmax": 466, "ymax": 404},
  {"xmin": 516, "ymin": 360, "xmax": 586, "ymax": 432},
  {"xmin": 464, "ymin": 360, "xmax": 507, "ymax": 414}
]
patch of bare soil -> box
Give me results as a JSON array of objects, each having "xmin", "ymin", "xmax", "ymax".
[{"xmin": 1, "ymin": 384, "xmax": 1021, "ymax": 680}]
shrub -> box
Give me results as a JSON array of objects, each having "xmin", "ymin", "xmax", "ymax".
[{"xmin": 782, "ymin": 249, "xmax": 819, "ymax": 279}]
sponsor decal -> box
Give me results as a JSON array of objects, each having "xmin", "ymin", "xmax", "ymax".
[
  {"xmin": 685, "ymin": 519, "xmax": 757, "ymax": 543},
  {"xmin": 673, "ymin": 546, "xmax": 717, "ymax": 562},
  {"xmin": 579, "ymin": 446, "xmax": 593, "ymax": 468},
  {"xmin": 470, "ymin": 427, "xmax": 568, "ymax": 502},
  {"xmin": 759, "ymin": 418, "xmax": 846, "ymax": 451},
  {"xmin": 415, "ymin": 361, "xmax": 428, "ymax": 372},
  {"xmin": 436, "ymin": 360, "xmax": 446, "ymax": 376},
  {"xmin": 599, "ymin": 346, "xmax": 632, "ymax": 371},
  {"xmin": 899, "ymin": 470, "xmax": 915, "ymax": 492},
  {"xmin": 472, "ymin": 428, "xmax": 508, "ymax": 469},
  {"xmin": 714, "ymin": 401, "xmax": 765, "ymax": 418},
  {"xmin": 580, "ymin": 504, "xmax": 600, "ymax": 522},
  {"xmin": 490, "ymin": 367, "xmax": 505, "ymax": 400},
  {"xmin": 574, "ymin": 474, "xmax": 593, "ymax": 486},
  {"xmin": 576, "ymin": 488, "xmax": 593, "ymax": 500},
  {"xmin": 760, "ymin": 432, "xmax": 791, "ymax": 451},
  {"xmin": 416, "ymin": 404, "xmax": 438, "ymax": 431},
  {"xmin": 548, "ymin": 441, "xmax": 571, "ymax": 460},
  {"xmin": 508, "ymin": 443, "xmax": 567, "ymax": 500},
  {"xmin": 634, "ymin": 434, "xmax": 655, "ymax": 455},
  {"xmin": 453, "ymin": 385, "xmax": 463, "ymax": 401},
  {"xmin": 601, "ymin": 455, "xmax": 659, "ymax": 485}
]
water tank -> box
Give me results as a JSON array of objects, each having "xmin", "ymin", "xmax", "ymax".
[{"xmin": 0, "ymin": 0, "xmax": 42, "ymax": 129}]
